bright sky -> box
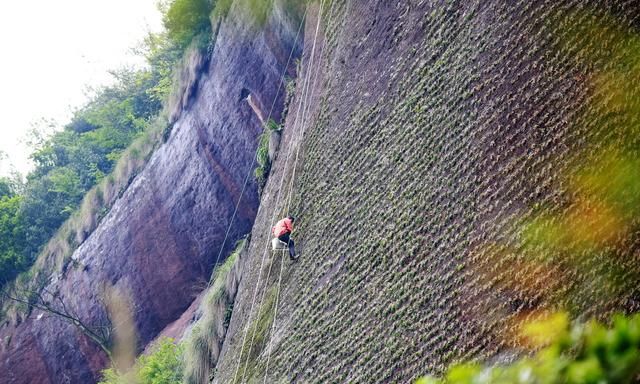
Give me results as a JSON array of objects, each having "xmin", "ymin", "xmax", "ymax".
[{"xmin": 0, "ymin": 0, "xmax": 163, "ymax": 177}]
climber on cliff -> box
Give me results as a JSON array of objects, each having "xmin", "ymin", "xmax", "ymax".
[{"xmin": 272, "ymin": 216, "xmax": 298, "ymax": 260}]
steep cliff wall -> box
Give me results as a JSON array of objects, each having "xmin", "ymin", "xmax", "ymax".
[
  {"xmin": 0, "ymin": 3, "xmax": 301, "ymax": 383},
  {"xmin": 214, "ymin": 1, "xmax": 640, "ymax": 383},
  {"xmin": 3, "ymin": 0, "xmax": 639, "ymax": 382}
]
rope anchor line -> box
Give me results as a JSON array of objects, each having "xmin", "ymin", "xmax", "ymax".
[
  {"xmin": 230, "ymin": 4, "xmax": 315, "ymax": 384},
  {"xmin": 232, "ymin": 1, "xmax": 336, "ymax": 383},
  {"xmin": 262, "ymin": 0, "xmax": 338, "ymax": 382}
]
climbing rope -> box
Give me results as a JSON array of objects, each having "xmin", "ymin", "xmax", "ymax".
[
  {"xmin": 205, "ymin": 3, "xmax": 308, "ymax": 293},
  {"xmin": 262, "ymin": 0, "xmax": 338, "ymax": 381},
  {"xmin": 233, "ymin": 1, "xmax": 333, "ymax": 382},
  {"xmin": 230, "ymin": 5, "xmax": 315, "ymax": 384},
  {"xmin": 235, "ymin": 12, "xmax": 324, "ymax": 383}
]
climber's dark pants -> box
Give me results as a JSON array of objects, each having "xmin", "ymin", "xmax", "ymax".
[{"xmin": 278, "ymin": 232, "xmax": 296, "ymax": 258}]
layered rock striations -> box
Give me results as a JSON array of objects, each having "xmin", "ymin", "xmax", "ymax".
[{"xmin": 0, "ymin": 3, "xmax": 301, "ymax": 383}]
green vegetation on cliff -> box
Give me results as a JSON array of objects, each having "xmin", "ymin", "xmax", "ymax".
[
  {"xmin": 99, "ymin": 338, "xmax": 184, "ymax": 384},
  {"xmin": 254, "ymin": 119, "xmax": 282, "ymax": 190},
  {"xmin": 183, "ymin": 239, "xmax": 245, "ymax": 384},
  {"xmin": 161, "ymin": 0, "xmax": 214, "ymax": 49},
  {"xmin": 0, "ymin": 192, "xmax": 27, "ymax": 283},
  {"xmin": 98, "ymin": 239, "xmax": 246, "ymax": 384}
]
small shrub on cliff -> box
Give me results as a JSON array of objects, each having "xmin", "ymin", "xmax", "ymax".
[
  {"xmin": 254, "ymin": 119, "xmax": 282, "ymax": 191},
  {"xmin": 138, "ymin": 339, "xmax": 184, "ymax": 384},
  {"xmin": 416, "ymin": 313, "xmax": 640, "ymax": 384},
  {"xmin": 183, "ymin": 239, "xmax": 245, "ymax": 384},
  {"xmin": 99, "ymin": 337, "xmax": 184, "ymax": 384}
]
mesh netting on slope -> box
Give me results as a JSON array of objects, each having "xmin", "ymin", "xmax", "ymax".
[{"xmin": 218, "ymin": 1, "xmax": 640, "ymax": 383}]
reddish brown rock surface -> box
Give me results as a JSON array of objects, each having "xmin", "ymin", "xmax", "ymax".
[{"xmin": 0, "ymin": 5, "xmax": 301, "ymax": 383}]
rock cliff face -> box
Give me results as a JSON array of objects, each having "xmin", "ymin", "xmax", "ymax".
[
  {"xmin": 3, "ymin": 0, "xmax": 640, "ymax": 383},
  {"xmin": 213, "ymin": 1, "xmax": 640, "ymax": 383},
  {"xmin": 0, "ymin": 4, "xmax": 301, "ymax": 383}
]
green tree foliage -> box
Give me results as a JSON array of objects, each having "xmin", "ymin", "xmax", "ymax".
[
  {"xmin": 138, "ymin": 339, "xmax": 184, "ymax": 384},
  {"xmin": 0, "ymin": 194, "xmax": 27, "ymax": 284},
  {"xmin": 137, "ymin": 32, "xmax": 183, "ymax": 103},
  {"xmin": 14, "ymin": 67, "xmax": 166, "ymax": 266},
  {"xmin": 99, "ymin": 338, "xmax": 184, "ymax": 384},
  {"xmin": 417, "ymin": 313, "xmax": 640, "ymax": 384},
  {"xmin": 0, "ymin": 176, "xmax": 18, "ymax": 198},
  {"xmin": 20, "ymin": 167, "xmax": 85, "ymax": 259},
  {"xmin": 162, "ymin": 0, "xmax": 213, "ymax": 49},
  {"xmin": 0, "ymin": 2, "xmax": 195, "ymax": 288}
]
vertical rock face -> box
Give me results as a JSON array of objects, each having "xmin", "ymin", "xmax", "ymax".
[
  {"xmin": 0, "ymin": 4, "xmax": 301, "ymax": 384},
  {"xmin": 214, "ymin": 1, "xmax": 640, "ymax": 383}
]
